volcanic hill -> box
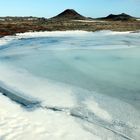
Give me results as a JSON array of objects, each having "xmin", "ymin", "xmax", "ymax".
[
  {"xmin": 100, "ymin": 13, "xmax": 136, "ymax": 21},
  {"xmin": 51, "ymin": 9, "xmax": 86, "ymax": 20}
]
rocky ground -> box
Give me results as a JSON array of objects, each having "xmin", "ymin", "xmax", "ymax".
[{"xmin": 0, "ymin": 19, "xmax": 140, "ymax": 37}]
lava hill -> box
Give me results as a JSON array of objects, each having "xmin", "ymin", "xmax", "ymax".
[
  {"xmin": 51, "ymin": 9, "xmax": 86, "ymax": 20},
  {"xmin": 100, "ymin": 13, "xmax": 136, "ymax": 21}
]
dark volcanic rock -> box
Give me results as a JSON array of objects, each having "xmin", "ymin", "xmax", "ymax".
[
  {"xmin": 101, "ymin": 13, "xmax": 136, "ymax": 21},
  {"xmin": 51, "ymin": 9, "xmax": 86, "ymax": 20}
]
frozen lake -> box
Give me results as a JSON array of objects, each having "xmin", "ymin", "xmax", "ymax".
[{"xmin": 0, "ymin": 31, "xmax": 140, "ymax": 140}]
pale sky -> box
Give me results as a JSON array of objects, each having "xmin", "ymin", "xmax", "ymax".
[{"xmin": 0, "ymin": 0, "xmax": 140, "ymax": 18}]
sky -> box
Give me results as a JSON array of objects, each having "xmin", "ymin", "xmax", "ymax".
[{"xmin": 0, "ymin": 0, "xmax": 140, "ymax": 18}]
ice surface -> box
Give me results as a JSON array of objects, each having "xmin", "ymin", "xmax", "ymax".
[
  {"xmin": 0, "ymin": 31, "xmax": 140, "ymax": 140},
  {"xmin": 0, "ymin": 93, "xmax": 101, "ymax": 140}
]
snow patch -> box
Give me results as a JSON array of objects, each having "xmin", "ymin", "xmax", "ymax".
[
  {"xmin": 84, "ymin": 99, "xmax": 112, "ymax": 122},
  {"xmin": 0, "ymin": 93, "xmax": 101, "ymax": 140}
]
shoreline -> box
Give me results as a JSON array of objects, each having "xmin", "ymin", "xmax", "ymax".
[
  {"xmin": 0, "ymin": 28, "xmax": 139, "ymax": 38},
  {"xmin": 0, "ymin": 30, "xmax": 138, "ymax": 47},
  {"xmin": 1, "ymin": 30, "xmax": 140, "ymax": 48}
]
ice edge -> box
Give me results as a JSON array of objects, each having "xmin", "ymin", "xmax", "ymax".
[{"xmin": 0, "ymin": 83, "xmax": 41, "ymax": 108}]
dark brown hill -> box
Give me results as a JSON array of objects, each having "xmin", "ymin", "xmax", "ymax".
[
  {"xmin": 100, "ymin": 13, "xmax": 136, "ymax": 21},
  {"xmin": 51, "ymin": 9, "xmax": 86, "ymax": 20}
]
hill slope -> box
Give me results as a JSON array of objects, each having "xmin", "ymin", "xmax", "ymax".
[
  {"xmin": 51, "ymin": 9, "xmax": 86, "ymax": 20},
  {"xmin": 100, "ymin": 13, "xmax": 136, "ymax": 21}
]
